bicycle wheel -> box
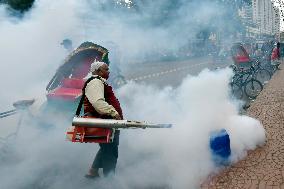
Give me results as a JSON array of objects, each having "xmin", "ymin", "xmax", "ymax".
[
  {"xmin": 244, "ymin": 79, "xmax": 263, "ymax": 99},
  {"xmin": 255, "ymin": 68, "xmax": 271, "ymax": 84},
  {"xmin": 230, "ymin": 82, "xmax": 243, "ymax": 99},
  {"xmin": 271, "ymin": 63, "xmax": 280, "ymax": 73}
]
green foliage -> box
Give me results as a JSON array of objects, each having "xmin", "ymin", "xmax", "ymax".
[{"xmin": 3, "ymin": 0, "xmax": 35, "ymax": 12}]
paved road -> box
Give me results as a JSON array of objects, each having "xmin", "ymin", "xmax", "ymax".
[
  {"xmin": 122, "ymin": 57, "xmax": 230, "ymax": 88},
  {"xmin": 202, "ymin": 62, "xmax": 284, "ymax": 189}
]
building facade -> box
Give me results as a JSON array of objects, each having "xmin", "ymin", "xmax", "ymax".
[
  {"xmin": 252, "ymin": 0, "xmax": 280, "ymax": 37},
  {"xmin": 239, "ymin": 3, "xmax": 260, "ymax": 38}
]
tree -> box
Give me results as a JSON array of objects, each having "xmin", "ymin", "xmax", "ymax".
[{"xmin": 2, "ymin": 0, "xmax": 35, "ymax": 13}]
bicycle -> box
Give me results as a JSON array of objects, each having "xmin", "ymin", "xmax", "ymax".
[
  {"xmin": 250, "ymin": 59, "xmax": 272, "ymax": 84},
  {"xmin": 230, "ymin": 65, "xmax": 263, "ymax": 99}
]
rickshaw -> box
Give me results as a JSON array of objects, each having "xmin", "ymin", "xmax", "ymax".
[
  {"xmin": 43, "ymin": 42, "xmax": 111, "ymax": 115},
  {"xmin": 231, "ymin": 43, "xmax": 271, "ymax": 84},
  {"xmin": 231, "ymin": 43, "xmax": 251, "ymax": 68},
  {"xmin": 0, "ymin": 42, "xmax": 111, "ymax": 126},
  {"xmin": 230, "ymin": 43, "xmax": 271, "ymax": 99},
  {"xmin": 44, "ymin": 42, "xmax": 126, "ymax": 113},
  {"xmin": 0, "ymin": 42, "xmax": 125, "ymax": 125}
]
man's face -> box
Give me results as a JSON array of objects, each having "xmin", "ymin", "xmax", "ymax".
[{"xmin": 98, "ymin": 64, "xmax": 110, "ymax": 80}]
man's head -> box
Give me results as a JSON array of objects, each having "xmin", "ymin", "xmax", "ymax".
[
  {"xmin": 90, "ymin": 61, "xmax": 109, "ymax": 80},
  {"xmin": 61, "ymin": 39, "xmax": 73, "ymax": 51}
]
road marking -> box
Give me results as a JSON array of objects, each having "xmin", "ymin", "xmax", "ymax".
[{"xmin": 129, "ymin": 62, "xmax": 208, "ymax": 81}]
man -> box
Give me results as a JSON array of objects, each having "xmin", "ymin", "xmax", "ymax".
[
  {"xmin": 271, "ymin": 42, "xmax": 281, "ymax": 70},
  {"xmin": 61, "ymin": 38, "xmax": 73, "ymax": 53},
  {"xmin": 84, "ymin": 61, "xmax": 123, "ymax": 178}
]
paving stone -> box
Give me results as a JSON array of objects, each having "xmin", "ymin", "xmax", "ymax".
[{"xmin": 202, "ymin": 63, "xmax": 284, "ymax": 188}]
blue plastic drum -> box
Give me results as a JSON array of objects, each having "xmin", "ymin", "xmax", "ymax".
[{"xmin": 210, "ymin": 129, "xmax": 231, "ymax": 165}]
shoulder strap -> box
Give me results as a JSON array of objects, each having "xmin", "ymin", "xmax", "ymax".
[{"xmin": 75, "ymin": 76, "xmax": 101, "ymax": 116}]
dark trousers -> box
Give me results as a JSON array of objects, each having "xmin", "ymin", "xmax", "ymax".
[{"xmin": 91, "ymin": 130, "xmax": 119, "ymax": 176}]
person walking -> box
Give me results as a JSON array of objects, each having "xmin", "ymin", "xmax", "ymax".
[
  {"xmin": 83, "ymin": 61, "xmax": 123, "ymax": 178},
  {"xmin": 271, "ymin": 42, "xmax": 281, "ymax": 70}
]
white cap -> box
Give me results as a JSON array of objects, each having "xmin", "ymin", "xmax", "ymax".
[{"xmin": 90, "ymin": 61, "xmax": 105, "ymax": 73}]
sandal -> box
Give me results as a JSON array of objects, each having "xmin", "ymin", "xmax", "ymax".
[{"xmin": 85, "ymin": 174, "xmax": 100, "ymax": 179}]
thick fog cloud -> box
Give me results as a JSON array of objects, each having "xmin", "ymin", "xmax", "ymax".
[
  {"xmin": 0, "ymin": 0, "xmax": 82, "ymax": 111},
  {"xmin": 0, "ymin": 68, "xmax": 265, "ymax": 189},
  {"xmin": 0, "ymin": 0, "xmax": 240, "ymax": 109},
  {"xmin": 75, "ymin": 0, "xmax": 239, "ymax": 62},
  {"xmin": 0, "ymin": 0, "xmax": 265, "ymax": 189}
]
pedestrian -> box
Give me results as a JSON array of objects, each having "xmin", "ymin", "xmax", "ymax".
[
  {"xmin": 271, "ymin": 42, "xmax": 281, "ymax": 69},
  {"xmin": 83, "ymin": 61, "xmax": 123, "ymax": 178},
  {"xmin": 61, "ymin": 38, "xmax": 73, "ymax": 53}
]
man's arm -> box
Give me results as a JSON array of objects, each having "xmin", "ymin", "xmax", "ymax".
[{"xmin": 85, "ymin": 79, "xmax": 120, "ymax": 118}]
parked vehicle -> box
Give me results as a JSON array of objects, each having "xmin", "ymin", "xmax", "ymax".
[
  {"xmin": 45, "ymin": 42, "xmax": 111, "ymax": 114},
  {"xmin": 231, "ymin": 43, "xmax": 271, "ymax": 85},
  {"xmin": 0, "ymin": 42, "xmax": 126, "ymax": 125},
  {"xmin": 230, "ymin": 65, "xmax": 263, "ymax": 100}
]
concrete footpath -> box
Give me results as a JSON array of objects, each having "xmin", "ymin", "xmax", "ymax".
[{"xmin": 202, "ymin": 63, "xmax": 284, "ymax": 189}]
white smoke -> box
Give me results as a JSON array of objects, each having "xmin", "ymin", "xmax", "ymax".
[
  {"xmin": 115, "ymin": 68, "xmax": 265, "ymax": 188},
  {"xmin": 0, "ymin": 68, "xmax": 266, "ymax": 189},
  {"xmin": 0, "ymin": 0, "xmax": 266, "ymax": 189},
  {"xmin": 0, "ymin": 0, "xmax": 81, "ymax": 111}
]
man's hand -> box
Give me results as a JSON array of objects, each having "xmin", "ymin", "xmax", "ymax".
[{"xmin": 114, "ymin": 114, "xmax": 122, "ymax": 120}]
